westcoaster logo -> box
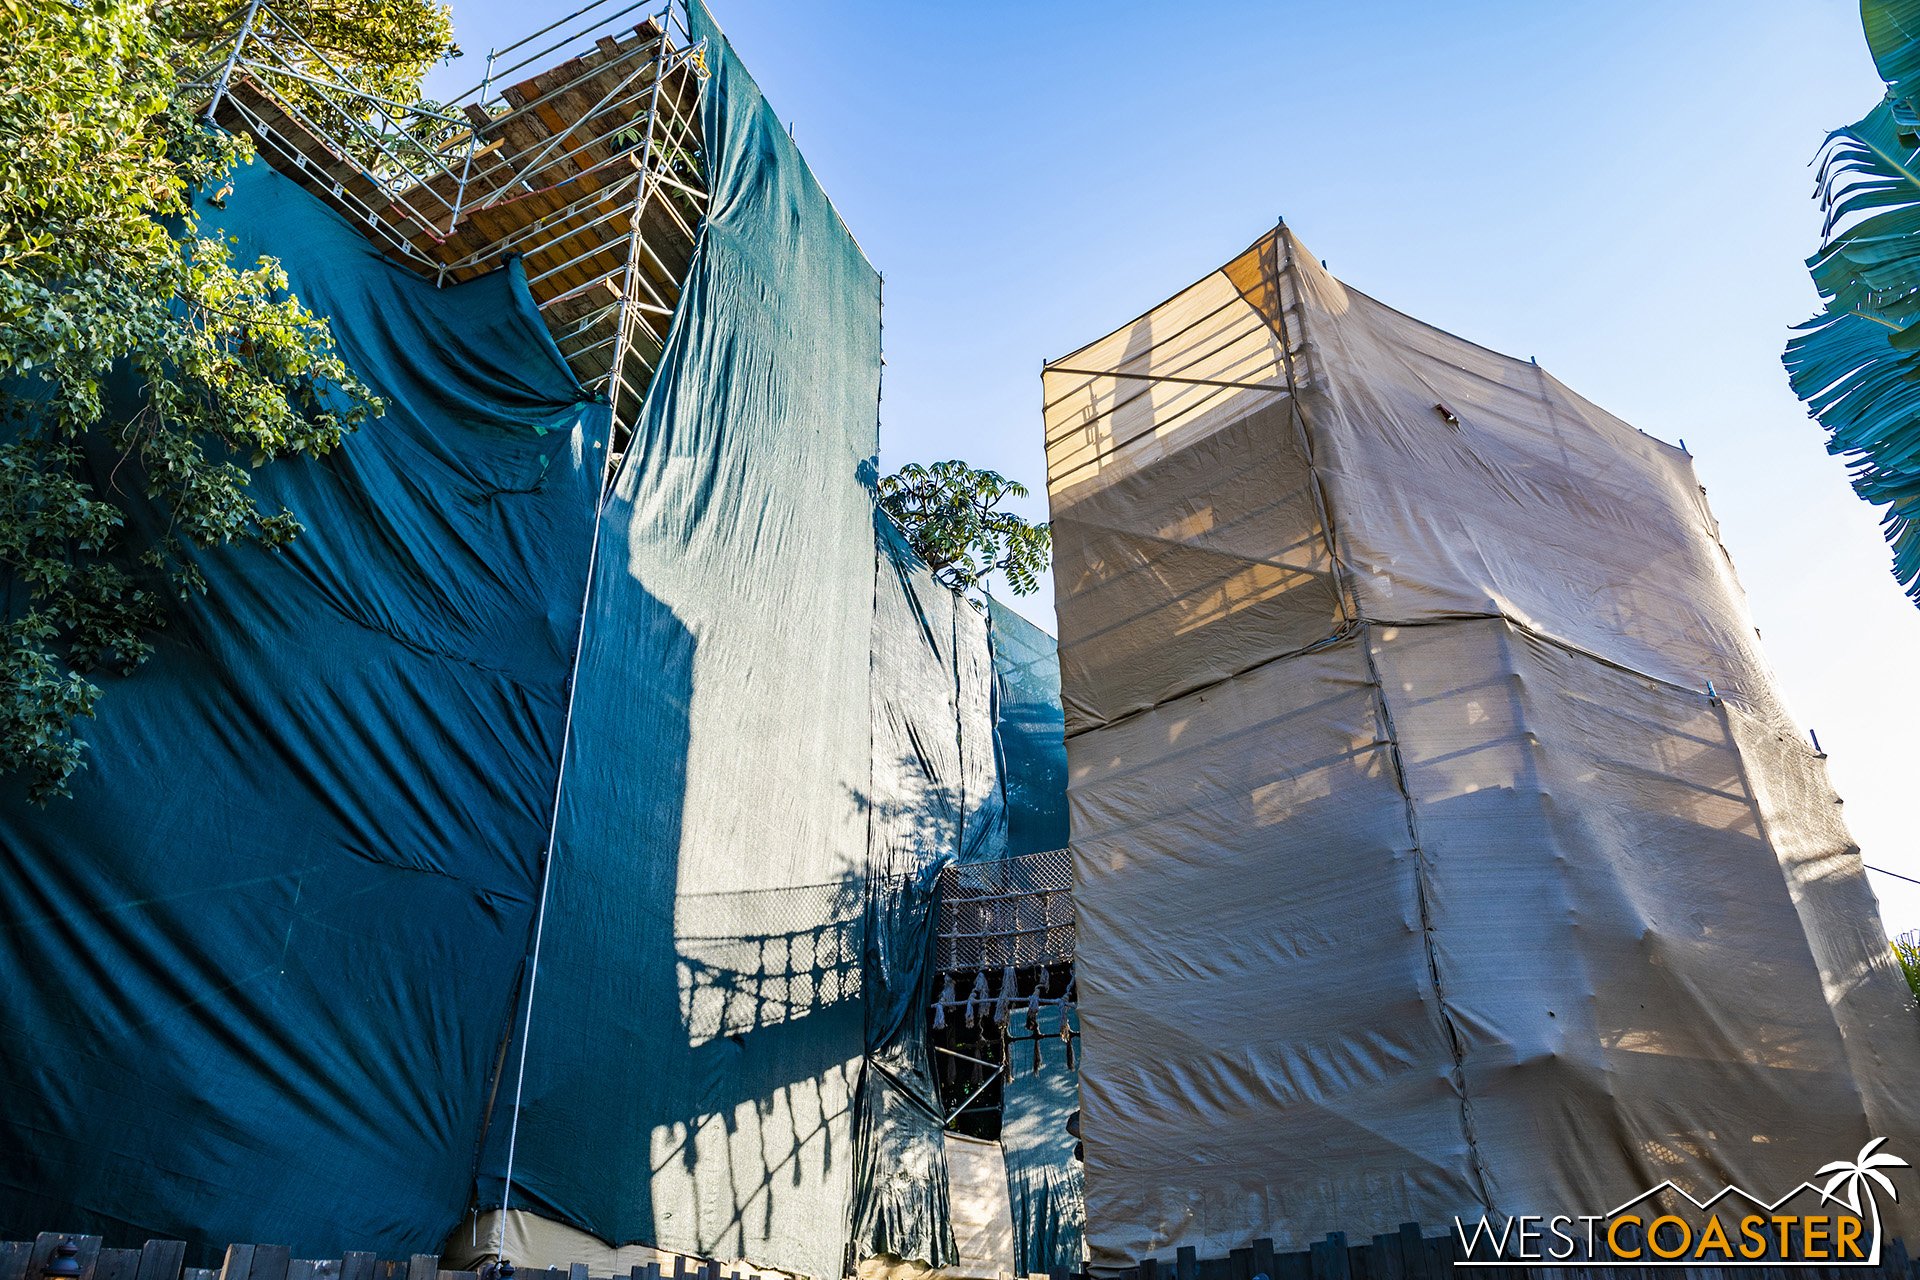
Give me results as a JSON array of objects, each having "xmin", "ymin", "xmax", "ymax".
[{"xmin": 1453, "ymin": 1139, "xmax": 1909, "ymax": 1267}]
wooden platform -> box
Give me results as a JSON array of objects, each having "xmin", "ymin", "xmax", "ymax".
[{"xmin": 208, "ymin": 16, "xmax": 708, "ymax": 432}]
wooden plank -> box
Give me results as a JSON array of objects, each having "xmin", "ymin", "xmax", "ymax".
[
  {"xmin": 96, "ymin": 1251, "xmax": 142, "ymax": 1280},
  {"xmin": 1309, "ymin": 1235, "xmax": 1349, "ymax": 1280},
  {"xmin": 31, "ymin": 1235, "xmax": 104, "ymax": 1280},
  {"xmin": 1251, "ymin": 1240, "xmax": 1277, "ymax": 1280},
  {"xmin": 248, "ymin": 1247, "xmax": 290, "ymax": 1280},
  {"xmin": 0, "ymin": 1242, "xmax": 34, "ymax": 1280},
  {"xmin": 337, "ymin": 1252, "xmax": 375, "ymax": 1280},
  {"xmin": 565, "ymin": 1266, "xmax": 586, "ymax": 1280},
  {"xmin": 1394, "ymin": 1226, "xmax": 1427, "ymax": 1280},
  {"xmin": 1230, "ymin": 1248, "xmax": 1253, "ymax": 1280},
  {"xmin": 132, "ymin": 1241, "xmax": 187, "ymax": 1280},
  {"xmin": 1368, "ymin": 1235, "xmax": 1398, "ymax": 1280},
  {"xmin": 217, "ymin": 1245, "xmax": 255, "ymax": 1280},
  {"xmin": 285, "ymin": 1262, "xmax": 316, "ymax": 1280},
  {"xmin": 404, "ymin": 1256, "xmax": 437, "ymax": 1280},
  {"xmin": 184, "ymin": 1269, "xmax": 219, "ymax": 1280},
  {"xmin": 1175, "ymin": 1246, "xmax": 1198, "ymax": 1280}
]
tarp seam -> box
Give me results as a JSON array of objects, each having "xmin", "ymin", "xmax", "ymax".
[{"xmin": 1357, "ymin": 619, "xmax": 1500, "ymax": 1220}]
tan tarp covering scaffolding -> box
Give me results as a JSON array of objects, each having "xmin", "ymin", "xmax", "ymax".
[{"xmin": 1041, "ymin": 226, "xmax": 1920, "ymax": 1269}]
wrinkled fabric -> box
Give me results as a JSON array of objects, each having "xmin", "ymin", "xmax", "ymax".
[
  {"xmin": 986, "ymin": 602, "xmax": 1069, "ymax": 857},
  {"xmin": 851, "ymin": 518, "xmax": 1005, "ymax": 1267},
  {"xmin": 1043, "ymin": 227, "xmax": 1920, "ymax": 1269},
  {"xmin": 470, "ymin": 6, "xmax": 884, "ymax": 1278},
  {"xmin": 1001, "ymin": 1001, "xmax": 1084, "ymax": 1274},
  {"xmin": 0, "ymin": 159, "xmax": 601, "ymax": 1261}
]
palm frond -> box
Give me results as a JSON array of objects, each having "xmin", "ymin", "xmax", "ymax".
[
  {"xmin": 1824, "ymin": 1169, "xmax": 1865, "ymax": 1211},
  {"xmin": 1784, "ymin": 4, "xmax": 1920, "ymax": 605},
  {"xmin": 1864, "ymin": 0, "xmax": 1920, "ymax": 114}
]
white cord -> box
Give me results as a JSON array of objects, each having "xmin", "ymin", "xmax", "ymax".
[{"xmin": 495, "ymin": 423, "xmax": 618, "ymax": 1261}]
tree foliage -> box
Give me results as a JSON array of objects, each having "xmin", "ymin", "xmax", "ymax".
[
  {"xmin": 1784, "ymin": 0, "xmax": 1920, "ymax": 604},
  {"xmin": 878, "ymin": 460, "xmax": 1051, "ymax": 598},
  {"xmin": 1893, "ymin": 929, "xmax": 1920, "ymax": 1001},
  {"xmin": 0, "ymin": 0, "xmax": 454, "ymax": 798}
]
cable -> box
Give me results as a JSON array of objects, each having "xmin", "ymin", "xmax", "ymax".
[{"xmin": 1866, "ymin": 863, "xmax": 1920, "ymax": 888}]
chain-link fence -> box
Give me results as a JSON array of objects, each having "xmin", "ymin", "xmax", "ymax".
[{"xmin": 935, "ymin": 847, "xmax": 1075, "ymax": 974}]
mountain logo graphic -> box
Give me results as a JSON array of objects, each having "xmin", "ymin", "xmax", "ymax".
[{"xmin": 1453, "ymin": 1139, "xmax": 1910, "ymax": 1268}]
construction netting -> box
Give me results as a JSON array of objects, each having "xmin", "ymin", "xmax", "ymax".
[
  {"xmin": 852, "ymin": 516, "xmax": 1008, "ymax": 1269},
  {"xmin": 1000, "ymin": 1001, "xmax": 1084, "ymax": 1276},
  {"xmin": 0, "ymin": 157, "xmax": 603, "ymax": 1259},
  {"xmin": 466, "ymin": 5, "xmax": 885, "ymax": 1278},
  {"xmin": 986, "ymin": 601, "xmax": 1069, "ymax": 857},
  {"xmin": 1041, "ymin": 226, "xmax": 1920, "ymax": 1270},
  {"xmin": 0, "ymin": 3, "xmax": 1073, "ymax": 1277}
]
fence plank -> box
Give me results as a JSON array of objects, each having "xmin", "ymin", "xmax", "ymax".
[
  {"xmin": 31, "ymin": 1235, "xmax": 104, "ymax": 1280},
  {"xmin": 217, "ymin": 1245, "xmax": 255, "ymax": 1280},
  {"xmin": 1368, "ymin": 1235, "xmax": 1398, "ymax": 1280},
  {"xmin": 133, "ymin": 1241, "xmax": 187, "ymax": 1280},
  {"xmin": 96, "ymin": 1250, "xmax": 141, "ymax": 1280},
  {"xmin": 248, "ymin": 1246, "xmax": 290, "ymax": 1280},
  {"xmin": 1309, "ymin": 1234, "xmax": 1350, "ymax": 1280},
  {"xmin": 0, "ymin": 1242, "xmax": 33, "ymax": 1280}
]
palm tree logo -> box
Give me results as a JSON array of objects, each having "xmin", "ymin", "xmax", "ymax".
[{"xmin": 1818, "ymin": 1137, "xmax": 1910, "ymax": 1259}]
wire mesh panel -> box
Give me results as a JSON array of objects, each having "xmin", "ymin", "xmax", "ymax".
[{"xmin": 936, "ymin": 847, "xmax": 1075, "ymax": 974}]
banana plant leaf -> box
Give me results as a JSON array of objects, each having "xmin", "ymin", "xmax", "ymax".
[{"xmin": 1784, "ymin": 0, "xmax": 1920, "ymax": 602}]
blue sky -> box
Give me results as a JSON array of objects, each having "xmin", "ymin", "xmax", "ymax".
[{"xmin": 439, "ymin": 0, "xmax": 1920, "ymax": 930}]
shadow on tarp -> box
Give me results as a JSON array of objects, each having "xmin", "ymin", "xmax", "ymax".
[{"xmin": 0, "ymin": 153, "xmax": 604, "ymax": 1265}]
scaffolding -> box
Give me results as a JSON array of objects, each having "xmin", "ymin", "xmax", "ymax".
[{"xmin": 189, "ymin": 0, "xmax": 711, "ymax": 455}]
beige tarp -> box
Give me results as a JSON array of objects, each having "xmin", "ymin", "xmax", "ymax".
[
  {"xmin": 1042, "ymin": 227, "xmax": 1920, "ymax": 1270},
  {"xmin": 943, "ymin": 1135, "xmax": 1018, "ymax": 1278},
  {"xmin": 446, "ymin": 1211, "xmax": 790, "ymax": 1278}
]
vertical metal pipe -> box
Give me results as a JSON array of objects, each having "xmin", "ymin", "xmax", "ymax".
[
  {"xmin": 600, "ymin": 48, "xmax": 669, "ymax": 463},
  {"xmin": 441, "ymin": 46, "xmax": 499, "ymax": 287},
  {"xmin": 203, "ymin": 0, "xmax": 267, "ymax": 123}
]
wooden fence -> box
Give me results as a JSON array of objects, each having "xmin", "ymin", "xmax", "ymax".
[
  {"xmin": 1118, "ymin": 1224, "xmax": 1920, "ymax": 1280},
  {"xmin": 13, "ymin": 1226, "xmax": 1920, "ymax": 1280},
  {"xmin": 0, "ymin": 1236, "xmax": 752, "ymax": 1280}
]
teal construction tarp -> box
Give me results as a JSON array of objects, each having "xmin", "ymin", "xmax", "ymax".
[
  {"xmin": 470, "ymin": 5, "xmax": 887, "ymax": 1278},
  {"xmin": 0, "ymin": 4, "xmax": 1070, "ymax": 1271},
  {"xmin": 985, "ymin": 602, "xmax": 1067, "ymax": 856},
  {"xmin": 1001, "ymin": 1002, "xmax": 1084, "ymax": 1275},
  {"xmin": 0, "ymin": 158, "xmax": 603, "ymax": 1259},
  {"xmin": 852, "ymin": 517, "xmax": 1006, "ymax": 1266}
]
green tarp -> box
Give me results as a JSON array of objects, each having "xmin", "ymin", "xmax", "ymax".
[
  {"xmin": 853, "ymin": 517, "xmax": 1005, "ymax": 1267},
  {"xmin": 470, "ymin": 6, "xmax": 886, "ymax": 1278},
  {"xmin": 0, "ymin": 5, "xmax": 1073, "ymax": 1272},
  {"xmin": 985, "ymin": 602, "xmax": 1068, "ymax": 856},
  {"xmin": 0, "ymin": 158, "xmax": 602, "ymax": 1260},
  {"xmin": 1001, "ymin": 1003, "xmax": 1084, "ymax": 1275}
]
